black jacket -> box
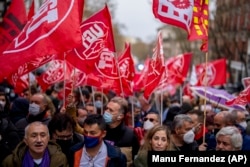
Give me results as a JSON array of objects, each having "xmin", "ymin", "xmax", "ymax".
[{"xmin": 0, "ymin": 118, "xmax": 20, "ymax": 166}]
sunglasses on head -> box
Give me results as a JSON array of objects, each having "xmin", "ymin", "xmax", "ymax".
[{"xmin": 143, "ymin": 117, "xmax": 155, "ymax": 122}]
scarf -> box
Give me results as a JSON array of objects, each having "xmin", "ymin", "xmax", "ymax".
[{"xmin": 22, "ymin": 148, "xmax": 50, "ymax": 167}]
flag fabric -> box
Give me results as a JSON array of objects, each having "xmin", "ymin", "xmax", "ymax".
[
  {"xmin": 133, "ymin": 58, "xmax": 150, "ymax": 92},
  {"xmin": 242, "ymin": 77, "xmax": 250, "ymax": 89},
  {"xmin": 188, "ymin": 0, "xmax": 208, "ymax": 41},
  {"xmin": 0, "ymin": 0, "xmax": 82, "ymax": 81},
  {"xmin": 7, "ymin": 54, "xmax": 55, "ymax": 90},
  {"xmin": 37, "ymin": 59, "xmax": 73, "ymax": 91},
  {"xmin": 226, "ymin": 86, "xmax": 250, "ymax": 106},
  {"xmin": 188, "ymin": 0, "xmax": 208, "ymax": 52},
  {"xmin": 152, "ymin": 0, "xmax": 208, "ymax": 52},
  {"xmin": 0, "ymin": 0, "xmax": 27, "ymax": 54},
  {"xmin": 195, "ymin": 58, "xmax": 227, "ymax": 86},
  {"xmin": 143, "ymin": 32, "xmax": 165, "ymax": 101},
  {"xmin": 66, "ymin": 5, "xmax": 115, "ymax": 75},
  {"xmin": 160, "ymin": 52, "xmax": 192, "ymax": 87},
  {"xmin": 111, "ymin": 43, "xmax": 135, "ymax": 96},
  {"xmin": 152, "ymin": 0, "xmax": 194, "ymax": 33}
]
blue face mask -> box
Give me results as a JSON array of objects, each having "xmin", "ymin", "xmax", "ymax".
[
  {"xmin": 94, "ymin": 100, "xmax": 103, "ymax": 109},
  {"xmin": 103, "ymin": 112, "xmax": 113, "ymax": 124},
  {"xmin": 84, "ymin": 135, "xmax": 100, "ymax": 148}
]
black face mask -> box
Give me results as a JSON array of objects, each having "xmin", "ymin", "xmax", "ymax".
[
  {"xmin": 213, "ymin": 128, "xmax": 220, "ymax": 136},
  {"xmin": 56, "ymin": 139, "xmax": 73, "ymax": 155}
]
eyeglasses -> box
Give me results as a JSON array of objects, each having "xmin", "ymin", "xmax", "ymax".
[{"xmin": 143, "ymin": 117, "xmax": 155, "ymax": 122}]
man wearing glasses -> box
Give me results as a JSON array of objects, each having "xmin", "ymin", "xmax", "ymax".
[{"xmin": 48, "ymin": 113, "xmax": 84, "ymax": 167}]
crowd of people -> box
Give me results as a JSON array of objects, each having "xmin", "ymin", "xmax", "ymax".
[{"xmin": 0, "ymin": 84, "xmax": 250, "ymax": 167}]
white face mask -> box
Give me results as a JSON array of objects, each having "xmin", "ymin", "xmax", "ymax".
[
  {"xmin": 143, "ymin": 120, "xmax": 154, "ymax": 130},
  {"xmin": 239, "ymin": 121, "xmax": 247, "ymax": 129},
  {"xmin": 29, "ymin": 103, "xmax": 40, "ymax": 116},
  {"xmin": 0, "ymin": 101, "xmax": 6, "ymax": 108},
  {"xmin": 183, "ymin": 130, "xmax": 195, "ymax": 144}
]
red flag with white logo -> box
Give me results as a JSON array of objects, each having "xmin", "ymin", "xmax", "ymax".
[
  {"xmin": 37, "ymin": 59, "xmax": 73, "ymax": 91},
  {"xmin": 0, "ymin": 0, "xmax": 27, "ymax": 54},
  {"xmin": 226, "ymin": 86, "xmax": 250, "ymax": 106},
  {"xmin": 110, "ymin": 43, "xmax": 135, "ymax": 96},
  {"xmin": 159, "ymin": 52, "xmax": 192, "ymax": 88},
  {"xmin": 0, "ymin": 0, "xmax": 82, "ymax": 81},
  {"xmin": 195, "ymin": 58, "xmax": 227, "ymax": 86},
  {"xmin": 66, "ymin": 4, "xmax": 115, "ymax": 75},
  {"xmin": 143, "ymin": 32, "xmax": 165, "ymax": 101},
  {"xmin": 7, "ymin": 54, "xmax": 56, "ymax": 90},
  {"xmin": 152, "ymin": 0, "xmax": 194, "ymax": 34}
]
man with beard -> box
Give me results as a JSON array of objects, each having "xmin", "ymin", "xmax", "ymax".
[
  {"xmin": 48, "ymin": 112, "xmax": 84, "ymax": 167},
  {"xmin": 15, "ymin": 93, "xmax": 55, "ymax": 139}
]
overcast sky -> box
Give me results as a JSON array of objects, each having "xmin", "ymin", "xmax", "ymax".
[{"xmin": 114, "ymin": 0, "xmax": 162, "ymax": 43}]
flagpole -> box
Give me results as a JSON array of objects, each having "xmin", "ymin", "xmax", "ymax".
[
  {"xmin": 115, "ymin": 52, "xmax": 125, "ymax": 98},
  {"xmin": 63, "ymin": 53, "xmax": 67, "ymax": 108},
  {"xmin": 131, "ymin": 95, "xmax": 135, "ymax": 128},
  {"xmin": 203, "ymin": 52, "xmax": 208, "ymax": 144},
  {"xmin": 160, "ymin": 91, "xmax": 163, "ymax": 125},
  {"xmin": 101, "ymin": 87, "xmax": 104, "ymax": 115}
]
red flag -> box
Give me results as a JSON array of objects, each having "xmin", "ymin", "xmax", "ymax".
[
  {"xmin": 188, "ymin": 0, "xmax": 208, "ymax": 41},
  {"xmin": 7, "ymin": 54, "xmax": 56, "ymax": 89},
  {"xmin": 0, "ymin": 0, "xmax": 82, "ymax": 81},
  {"xmin": 0, "ymin": 0, "xmax": 27, "ymax": 54},
  {"xmin": 143, "ymin": 32, "xmax": 165, "ymax": 101},
  {"xmin": 111, "ymin": 43, "xmax": 135, "ymax": 96},
  {"xmin": 37, "ymin": 59, "xmax": 73, "ymax": 91},
  {"xmin": 226, "ymin": 86, "xmax": 250, "ymax": 106},
  {"xmin": 66, "ymin": 5, "xmax": 115, "ymax": 74},
  {"xmin": 195, "ymin": 58, "xmax": 227, "ymax": 86},
  {"xmin": 159, "ymin": 53, "xmax": 192, "ymax": 87},
  {"xmin": 152, "ymin": 0, "xmax": 194, "ymax": 34},
  {"xmin": 188, "ymin": 0, "xmax": 208, "ymax": 52},
  {"xmin": 133, "ymin": 58, "xmax": 150, "ymax": 92}
]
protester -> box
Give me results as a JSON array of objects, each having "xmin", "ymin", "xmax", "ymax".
[
  {"xmin": 9, "ymin": 97, "xmax": 29, "ymax": 125},
  {"xmin": 76, "ymin": 107, "xmax": 88, "ymax": 127},
  {"xmin": 134, "ymin": 111, "xmax": 160, "ymax": 146},
  {"xmin": 15, "ymin": 93, "xmax": 55, "ymax": 139},
  {"xmin": 186, "ymin": 110, "xmax": 210, "ymax": 145},
  {"xmin": 216, "ymin": 126, "xmax": 243, "ymax": 151},
  {"xmin": 2, "ymin": 121, "xmax": 68, "ymax": 167},
  {"xmin": 0, "ymin": 103, "xmax": 20, "ymax": 164},
  {"xmin": 48, "ymin": 113, "xmax": 84, "ymax": 167},
  {"xmin": 206, "ymin": 111, "xmax": 235, "ymax": 150},
  {"xmin": 73, "ymin": 114, "xmax": 127, "ymax": 167},
  {"xmin": 134, "ymin": 125, "xmax": 171, "ymax": 167},
  {"xmin": 0, "ymin": 91, "xmax": 10, "ymax": 118},
  {"xmin": 85, "ymin": 102, "xmax": 97, "ymax": 115},
  {"xmin": 169, "ymin": 114, "xmax": 200, "ymax": 151},
  {"xmin": 103, "ymin": 96, "xmax": 139, "ymax": 167},
  {"xmin": 138, "ymin": 93, "xmax": 158, "ymax": 120}
]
